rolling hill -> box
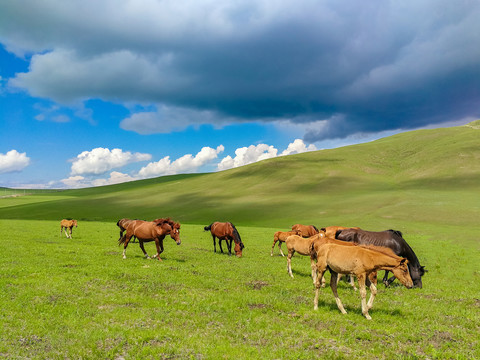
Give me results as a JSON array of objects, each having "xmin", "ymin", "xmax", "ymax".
[{"xmin": 1, "ymin": 121, "xmax": 479, "ymax": 235}]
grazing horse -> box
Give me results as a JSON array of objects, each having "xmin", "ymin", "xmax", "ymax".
[
  {"xmin": 336, "ymin": 228, "xmax": 426, "ymax": 288},
  {"xmin": 291, "ymin": 224, "xmax": 321, "ymax": 238},
  {"xmin": 312, "ymin": 243, "xmax": 413, "ymax": 320},
  {"xmin": 119, "ymin": 218, "xmax": 181, "ymax": 261},
  {"xmin": 271, "ymin": 230, "xmax": 300, "ymax": 256},
  {"xmin": 204, "ymin": 222, "xmax": 244, "ymax": 257},
  {"xmin": 321, "ymin": 226, "xmax": 360, "ymax": 239},
  {"xmin": 60, "ymin": 219, "xmax": 77, "ymax": 238}
]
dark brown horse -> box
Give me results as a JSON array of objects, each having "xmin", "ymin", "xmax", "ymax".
[
  {"xmin": 204, "ymin": 222, "xmax": 244, "ymax": 257},
  {"xmin": 321, "ymin": 226, "xmax": 360, "ymax": 239},
  {"xmin": 291, "ymin": 224, "xmax": 320, "ymax": 238},
  {"xmin": 336, "ymin": 228, "xmax": 426, "ymax": 288},
  {"xmin": 118, "ymin": 218, "xmax": 181, "ymax": 261},
  {"xmin": 60, "ymin": 219, "xmax": 78, "ymax": 238}
]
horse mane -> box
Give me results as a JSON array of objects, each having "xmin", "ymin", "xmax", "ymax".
[
  {"xmin": 228, "ymin": 222, "xmax": 244, "ymax": 249},
  {"xmin": 387, "ymin": 229, "xmax": 403, "ymax": 237}
]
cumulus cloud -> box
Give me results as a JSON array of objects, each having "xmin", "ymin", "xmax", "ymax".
[
  {"xmin": 1, "ymin": 1, "xmax": 478, "ymax": 139},
  {"xmin": 70, "ymin": 148, "xmax": 151, "ymax": 176},
  {"xmin": 0, "ymin": 150, "xmax": 31, "ymax": 174},
  {"xmin": 138, "ymin": 145, "xmax": 224, "ymax": 178},
  {"xmin": 217, "ymin": 139, "xmax": 316, "ymax": 171}
]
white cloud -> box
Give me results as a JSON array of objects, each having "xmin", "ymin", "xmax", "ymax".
[
  {"xmin": 218, "ymin": 139, "xmax": 316, "ymax": 171},
  {"xmin": 60, "ymin": 175, "xmax": 86, "ymax": 188},
  {"xmin": 218, "ymin": 143, "xmax": 278, "ymax": 171},
  {"xmin": 0, "ymin": 150, "xmax": 31, "ymax": 174},
  {"xmin": 138, "ymin": 145, "xmax": 224, "ymax": 178},
  {"xmin": 281, "ymin": 139, "xmax": 317, "ymax": 156},
  {"xmin": 70, "ymin": 147, "xmax": 151, "ymax": 176}
]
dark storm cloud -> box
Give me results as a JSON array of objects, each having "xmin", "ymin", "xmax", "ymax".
[{"xmin": 1, "ymin": 0, "xmax": 479, "ymax": 140}]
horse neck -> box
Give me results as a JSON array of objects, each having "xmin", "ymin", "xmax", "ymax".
[{"xmin": 367, "ymin": 250, "xmax": 402, "ymax": 272}]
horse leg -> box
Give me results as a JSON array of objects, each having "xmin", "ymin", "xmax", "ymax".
[
  {"xmin": 69, "ymin": 227, "xmax": 73, "ymax": 238},
  {"xmin": 314, "ymin": 262, "xmax": 327, "ymax": 310},
  {"xmin": 226, "ymin": 239, "xmax": 233, "ymax": 256},
  {"xmin": 212, "ymin": 235, "xmax": 217, "ymax": 253},
  {"xmin": 287, "ymin": 250, "xmax": 295, "ymax": 278},
  {"xmin": 139, "ymin": 240, "xmax": 149, "ymax": 259},
  {"xmin": 357, "ymin": 274, "xmax": 371, "ymax": 320},
  {"xmin": 386, "ymin": 274, "xmax": 397, "ymax": 287},
  {"xmin": 219, "ymin": 239, "xmax": 225, "ymax": 253},
  {"xmin": 155, "ymin": 239, "xmax": 164, "ymax": 261},
  {"xmin": 382, "ymin": 270, "xmax": 390, "ymax": 287},
  {"xmin": 122, "ymin": 234, "xmax": 132, "ymax": 259},
  {"xmin": 367, "ymin": 272, "xmax": 378, "ymax": 311},
  {"xmin": 278, "ymin": 242, "xmax": 285, "ymax": 257},
  {"xmin": 330, "ymin": 271, "xmax": 348, "ymax": 315},
  {"xmin": 310, "ymin": 256, "xmax": 320, "ymax": 287},
  {"xmin": 64, "ymin": 227, "xmax": 69, "ymax": 238}
]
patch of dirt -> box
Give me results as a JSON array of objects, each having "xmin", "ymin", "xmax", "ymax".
[{"xmin": 247, "ymin": 280, "xmax": 269, "ymax": 290}]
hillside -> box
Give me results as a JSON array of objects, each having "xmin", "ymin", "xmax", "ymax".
[{"xmin": 1, "ymin": 122, "xmax": 479, "ymax": 232}]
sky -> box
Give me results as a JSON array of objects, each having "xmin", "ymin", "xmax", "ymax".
[{"xmin": 0, "ymin": 1, "xmax": 479, "ymax": 189}]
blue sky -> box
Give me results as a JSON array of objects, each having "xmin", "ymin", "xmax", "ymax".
[{"xmin": 1, "ymin": 1, "xmax": 479, "ymax": 189}]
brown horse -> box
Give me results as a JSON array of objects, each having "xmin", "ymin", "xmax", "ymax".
[
  {"xmin": 312, "ymin": 243, "xmax": 413, "ymax": 320},
  {"xmin": 321, "ymin": 226, "xmax": 360, "ymax": 239},
  {"xmin": 204, "ymin": 222, "xmax": 244, "ymax": 257},
  {"xmin": 60, "ymin": 219, "xmax": 78, "ymax": 238},
  {"xmin": 118, "ymin": 218, "xmax": 181, "ymax": 261},
  {"xmin": 291, "ymin": 224, "xmax": 321, "ymax": 238},
  {"xmin": 271, "ymin": 230, "xmax": 300, "ymax": 256}
]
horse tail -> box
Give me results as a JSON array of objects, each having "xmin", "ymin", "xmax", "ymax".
[
  {"xmin": 229, "ymin": 223, "xmax": 244, "ymax": 249},
  {"xmin": 118, "ymin": 234, "xmax": 127, "ymax": 246},
  {"xmin": 204, "ymin": 223, "xmax": 213, "ymax": 231}
]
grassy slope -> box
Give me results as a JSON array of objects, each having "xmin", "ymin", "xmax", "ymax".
[{"xmin": 1, "ymin": 123, "xmax": 479, "ymax": 236}]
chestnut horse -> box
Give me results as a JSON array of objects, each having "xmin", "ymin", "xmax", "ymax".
[
  {"xmin": 291, "ymin": 224, "xmax": 320, "ymax": 238},
  {"xmin": 321, "ymin": 226, "xmax": 359, "ymax": 239},
  {"xmin": 119, "ymin": 218, "xmax": 181, "ymax": 261},
  {"xmin": 335, "ymin": 228, "xmax": 426, "ymax": 288},
  {"xmin": 312, "ymin": 243, "xmax": 413, "ymax": 320},
  {"xmin": 60, "ymin": 219, "xmax": 78, "ymax": 239},
  {"xmin": 271, "ymin": 230, "xmax": 300, "ymax": 256},
  {"xmin": 204, "ymin": 222, "xmax": 244, "ymax": 257}
]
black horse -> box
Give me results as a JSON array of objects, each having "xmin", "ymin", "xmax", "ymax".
[{"xmin": 335, "ymin": 228, "xmax": 426, "ymax": 288}]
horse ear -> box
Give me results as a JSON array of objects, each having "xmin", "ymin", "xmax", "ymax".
[{"xmin": 400, "ymin": 258, "xmax": 407, "ymax": 265}]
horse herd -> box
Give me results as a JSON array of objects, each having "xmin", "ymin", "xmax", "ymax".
[{"xmin": 59, "ymin": 218, "xmax": 426, "ymax": 320}]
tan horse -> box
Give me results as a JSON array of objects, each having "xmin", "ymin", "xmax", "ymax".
[
  {"xmin": 119, "ymin": 218, "xmax": 181, "ymax": 261},
  {"xmin": 271, "ymin": 230, "xmax": 300, "ymax": 256},
  {"xmin": 285, "ymin": 233, "xmax": 326, "ymax": 285},
  {"xmin": 60, "ymin": 219, "xmax": 77, "ymax": 238},
  {"xmin": 321, "ymin": 226, "xmax": 360, "ymax": 239},
  {"xmin": 204, "ymin": 222, "xmax": 244, "ymax": 257},
  {"xmin": 312, "ymin": 243, "xmax": 413, "ymax": 320},
  {"xmin": 291, "ymin": 224, "xmax": 321, "ymax": 238}
]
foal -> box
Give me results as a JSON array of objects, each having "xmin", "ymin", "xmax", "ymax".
[
  {"xmin": 271, "ymin": 230, "xmax": 300, "ymax": 256},
  {"xmin": 312, "ymin": 243, "xmax": 413, "ymax": 320},
  {"xmin": 285, "ymin": 233, "xmax": 325, "ymax": 285}
]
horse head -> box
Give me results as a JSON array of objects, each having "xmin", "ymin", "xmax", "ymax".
[
  {"xmin": 73, "ymin": 220, "xmax": 78, "ymax": 227},
  {"xmin": 234, "ymin": 240, "xmax": 244, "ymax": 257},
  {"xmin": 409, "ymin": 264, "xmax": 427, "ymax": 288},
  {"xmin": 391, "ymin": 258, "xmax": 413, "ymax": 289},
  {"xmin": 169, "ymin": 222, "xmax": 181, "ymax": 245}
]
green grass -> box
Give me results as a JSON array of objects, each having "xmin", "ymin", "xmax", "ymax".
[
  {"xmin": 1, "ymin": 123, "xmax": 479, "ymax": 358},
  {"xmin": 0, "ymin": 220, "xmax": 478, "ymax": 359}
]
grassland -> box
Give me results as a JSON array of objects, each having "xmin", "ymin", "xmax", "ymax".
[{"xmin": 0, "ymin": 122, "xmax": 479, "ymax": 359}]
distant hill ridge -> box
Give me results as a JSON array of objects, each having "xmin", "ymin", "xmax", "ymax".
[{"xmin": 0, "ymin": 121, "xmax": 479, "ymax": 228}]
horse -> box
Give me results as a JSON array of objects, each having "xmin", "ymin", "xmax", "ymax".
[
  {"xmin": 204, "ymin": 222, "xmax": 244, "ymax": 257},
  {"xmin": 312, "ymin": 243, "xmax": 413, "ymax": 320},
  {"xmin": 321, "ymin": 226, "xmax": 360, "ymax": 239},
  {"xmin": 291, "ymin": 224, "xmax": 321, "ymax": 238},
  {"xmin": 118, "ymin": 218, "xmax": 181, "ymax": 261},
  {"xmin": 285, "ymin": 233, "xmax": 326, "ymax": 285},
  {"xmin": 271, "ymin": 230, "xmax": 300, "ymax": 256},
  {"xmin": 335, "ymin": 228, "xmax": 426, "ymax": 288},
  {"xmin": 60, "ymin": 219, "xmax": 78, "ymax": 238}
]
